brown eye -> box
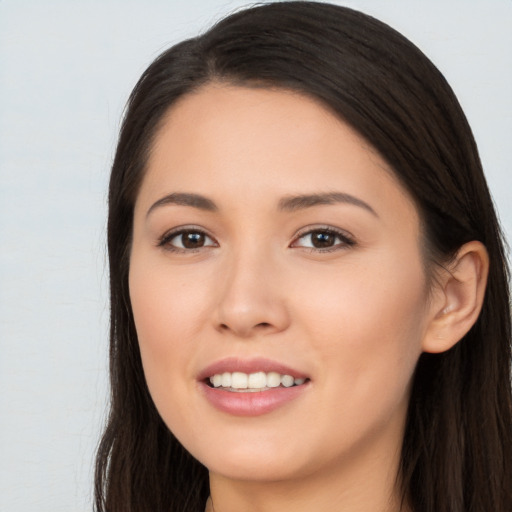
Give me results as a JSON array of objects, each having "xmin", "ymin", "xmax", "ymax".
[
  {"xmin": 160, "ymin": 229, "xmax": 217, "ymax": 252},
  {"xmin": 292, "ymin": 227, "xmax": 355, "ymax": 252},
  {"xmin": 310, "ymin": 231, "xmax": 336, "ymax": 248},
  {"xmin": 181, "ymin": 232, "xmax": 206, "ymax": 248}
]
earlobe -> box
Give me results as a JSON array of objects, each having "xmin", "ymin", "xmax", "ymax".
[{"xmin": 422, "ymin": 241, "xmax": 489, "ymax": 354}]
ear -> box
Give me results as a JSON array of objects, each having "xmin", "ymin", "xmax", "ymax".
[{"xmin": 422, "ymin": 241, "xmax": 489, "ymax": 354}]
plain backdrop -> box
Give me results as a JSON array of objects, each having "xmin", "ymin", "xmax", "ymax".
[{"xmin": 1, "ymin": 1, "xmax": 511, "ymax": 510}]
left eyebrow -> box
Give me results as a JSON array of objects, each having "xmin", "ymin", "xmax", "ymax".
[
  {"xmin": 146, "ymin": 192, "xmax": 218, "ymax": 218},
  {"xmin": 278, "ymin": 192, "xmax": 378, "ymax": 217}
]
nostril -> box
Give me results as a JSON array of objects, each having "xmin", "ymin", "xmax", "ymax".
[{"xmin": 216, "ymin": 320, "xmax": 277, "ymax": 336}]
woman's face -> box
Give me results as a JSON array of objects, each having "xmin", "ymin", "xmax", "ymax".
[{"xmin": 129, "ymin": 84, "xmax": 436, "ymax": 483}]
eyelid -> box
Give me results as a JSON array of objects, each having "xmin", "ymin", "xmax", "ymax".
[
  {"xmin": 156, "ymin": 224, "xmax": 355, "ymax": 254},
  {"xmin": 290, "ymin": 225, "xmax": 356, "ymax": 251},
  {"xmin": 157, "ymin": 225, "xmax": 218, "ymax": 252}
]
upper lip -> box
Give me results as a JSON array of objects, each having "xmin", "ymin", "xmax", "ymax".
[{"xmin": 197, "ymin": 357, "xmax": 309, "ymax": 381}]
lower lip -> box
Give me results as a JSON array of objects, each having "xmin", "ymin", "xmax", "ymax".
[{"xmin": 199, "ymin": 382, "xmax": 309, "ymax": 416}]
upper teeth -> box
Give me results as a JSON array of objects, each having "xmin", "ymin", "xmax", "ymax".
[{"xmin": 209, "ymin": 371, "xmax": 306, "ymax": 390}]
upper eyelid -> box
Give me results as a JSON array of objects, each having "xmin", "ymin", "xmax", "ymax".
[
  {"xmin": 157, "ymin": 225, "xmax": 218, "ymax": 248},
  {"xmin": 161, "ymin": 225, "xmax": 215, "ymax": 239},
  {"xmin": 160, "ymin": 224, "xmax": 352, "ymax": 239},
  {"xmin": 158, "ymin": 224, "xmax": 354, "ymax": 247},
  {"xmin": 292, "ymin": 225, "xmax": 354, "ymax": 242}
]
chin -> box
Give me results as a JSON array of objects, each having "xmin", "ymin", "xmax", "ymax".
[
  {"xmin": 206, "ymin": 454, "xmax": 309, "ymax": 483},
  {"xmin": 183, "ymin": 431, "xmax": 320, "ymax": 483}
]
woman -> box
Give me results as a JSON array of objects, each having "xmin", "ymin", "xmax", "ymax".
[{"xmin": 94, "ymin": 2, "xmax": 512, "ymax": 511}]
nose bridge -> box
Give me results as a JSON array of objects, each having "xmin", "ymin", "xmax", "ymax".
[{"xmin": 214, "ymin": 237, "xmax": 289, "ymax": 337}]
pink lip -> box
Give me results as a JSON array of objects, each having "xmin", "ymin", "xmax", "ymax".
[{"xmin": 197, "ymin": 357, "xmax": 310, "ymax": 417}]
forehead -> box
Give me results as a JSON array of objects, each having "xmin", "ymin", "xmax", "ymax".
[
  {"xmin": 137, "ymin": 83, "xmax": 418, "ymax": 226},
  {"xmin": 150, "ymin": 83, "xmax": 372, "ymax": 165}
]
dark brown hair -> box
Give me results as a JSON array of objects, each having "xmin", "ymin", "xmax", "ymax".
[{"xmin": 95, "ymin": 2, "xmax": 512, "ymax": 511}]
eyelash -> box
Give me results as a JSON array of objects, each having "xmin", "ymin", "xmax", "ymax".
[
  {"xmin": 292, "ymin": 226, "xmax": 356, "ymax": 253},
  {"xmin": 157, "ymin": 226, "xmax": 217, "ymax": 254},
  {"xmin": 157, "ymin": 225, "xmax": 356, "ymax": 254}
]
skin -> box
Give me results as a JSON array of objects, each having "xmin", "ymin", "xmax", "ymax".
[{"xmin": 129, "ymin": 84, "xmax": 488, "ymax": 512}]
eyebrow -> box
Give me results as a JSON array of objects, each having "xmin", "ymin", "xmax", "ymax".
[
  {"xmin": 146, "ymin": 192, "xmax": 218, "ymax": 217},
  {"xmin": 146, "ymin": 191, "xmax": 377, "ymax": 217},
  {"xmin": 278, "ymin": 192, "xmax": 378, "ymax": 216}
]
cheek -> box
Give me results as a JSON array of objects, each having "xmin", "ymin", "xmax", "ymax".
[
  {"xmin": 128, "ymin": 256, "xmax": 212, "ymax": 408},
  {"xmin": 130, "ymin": 251, "xmax": 212, "ymax": 342},
  {"xmin": 291, "ymin": 253, "xmax": 428, "ymax": 409}
]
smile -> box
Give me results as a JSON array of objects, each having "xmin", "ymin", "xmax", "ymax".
[
  {"xmin": 208, "ymin": 371, "xmax": 306, "ymax": 392},
  {"xmin": 198, "ymin": 358, "xmax": 311, "ymax": 416}
]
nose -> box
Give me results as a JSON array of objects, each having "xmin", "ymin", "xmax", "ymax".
[{"xmin": 213, "ymin": 246, "xmax": 290, "ymax": 338}]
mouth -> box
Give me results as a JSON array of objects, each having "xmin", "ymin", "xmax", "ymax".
[
  {"xmin": 205, "ymin": 371, "xmax": 308, "ymax": 392},
  {"xmin": 198, "ymin": 357, "xmax": 310, "ymax": 416}
]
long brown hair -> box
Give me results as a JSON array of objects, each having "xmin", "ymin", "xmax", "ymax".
[{"xmin": 95, "ymin": 2, "xmax": 512, "ymax": 511}]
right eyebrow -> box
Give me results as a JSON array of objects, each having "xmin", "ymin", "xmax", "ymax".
[
  {"xmin": 278, "ymin": 192, "xmax": 378, "ymax": 217},
  {"xmin": 146, "ymin": 192, "xmax": 218, "ymax": 218}
]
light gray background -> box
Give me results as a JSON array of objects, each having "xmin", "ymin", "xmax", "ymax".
[{"xmin": 1, "ymin": 1, "xmax": 510, "ymax": 510}]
